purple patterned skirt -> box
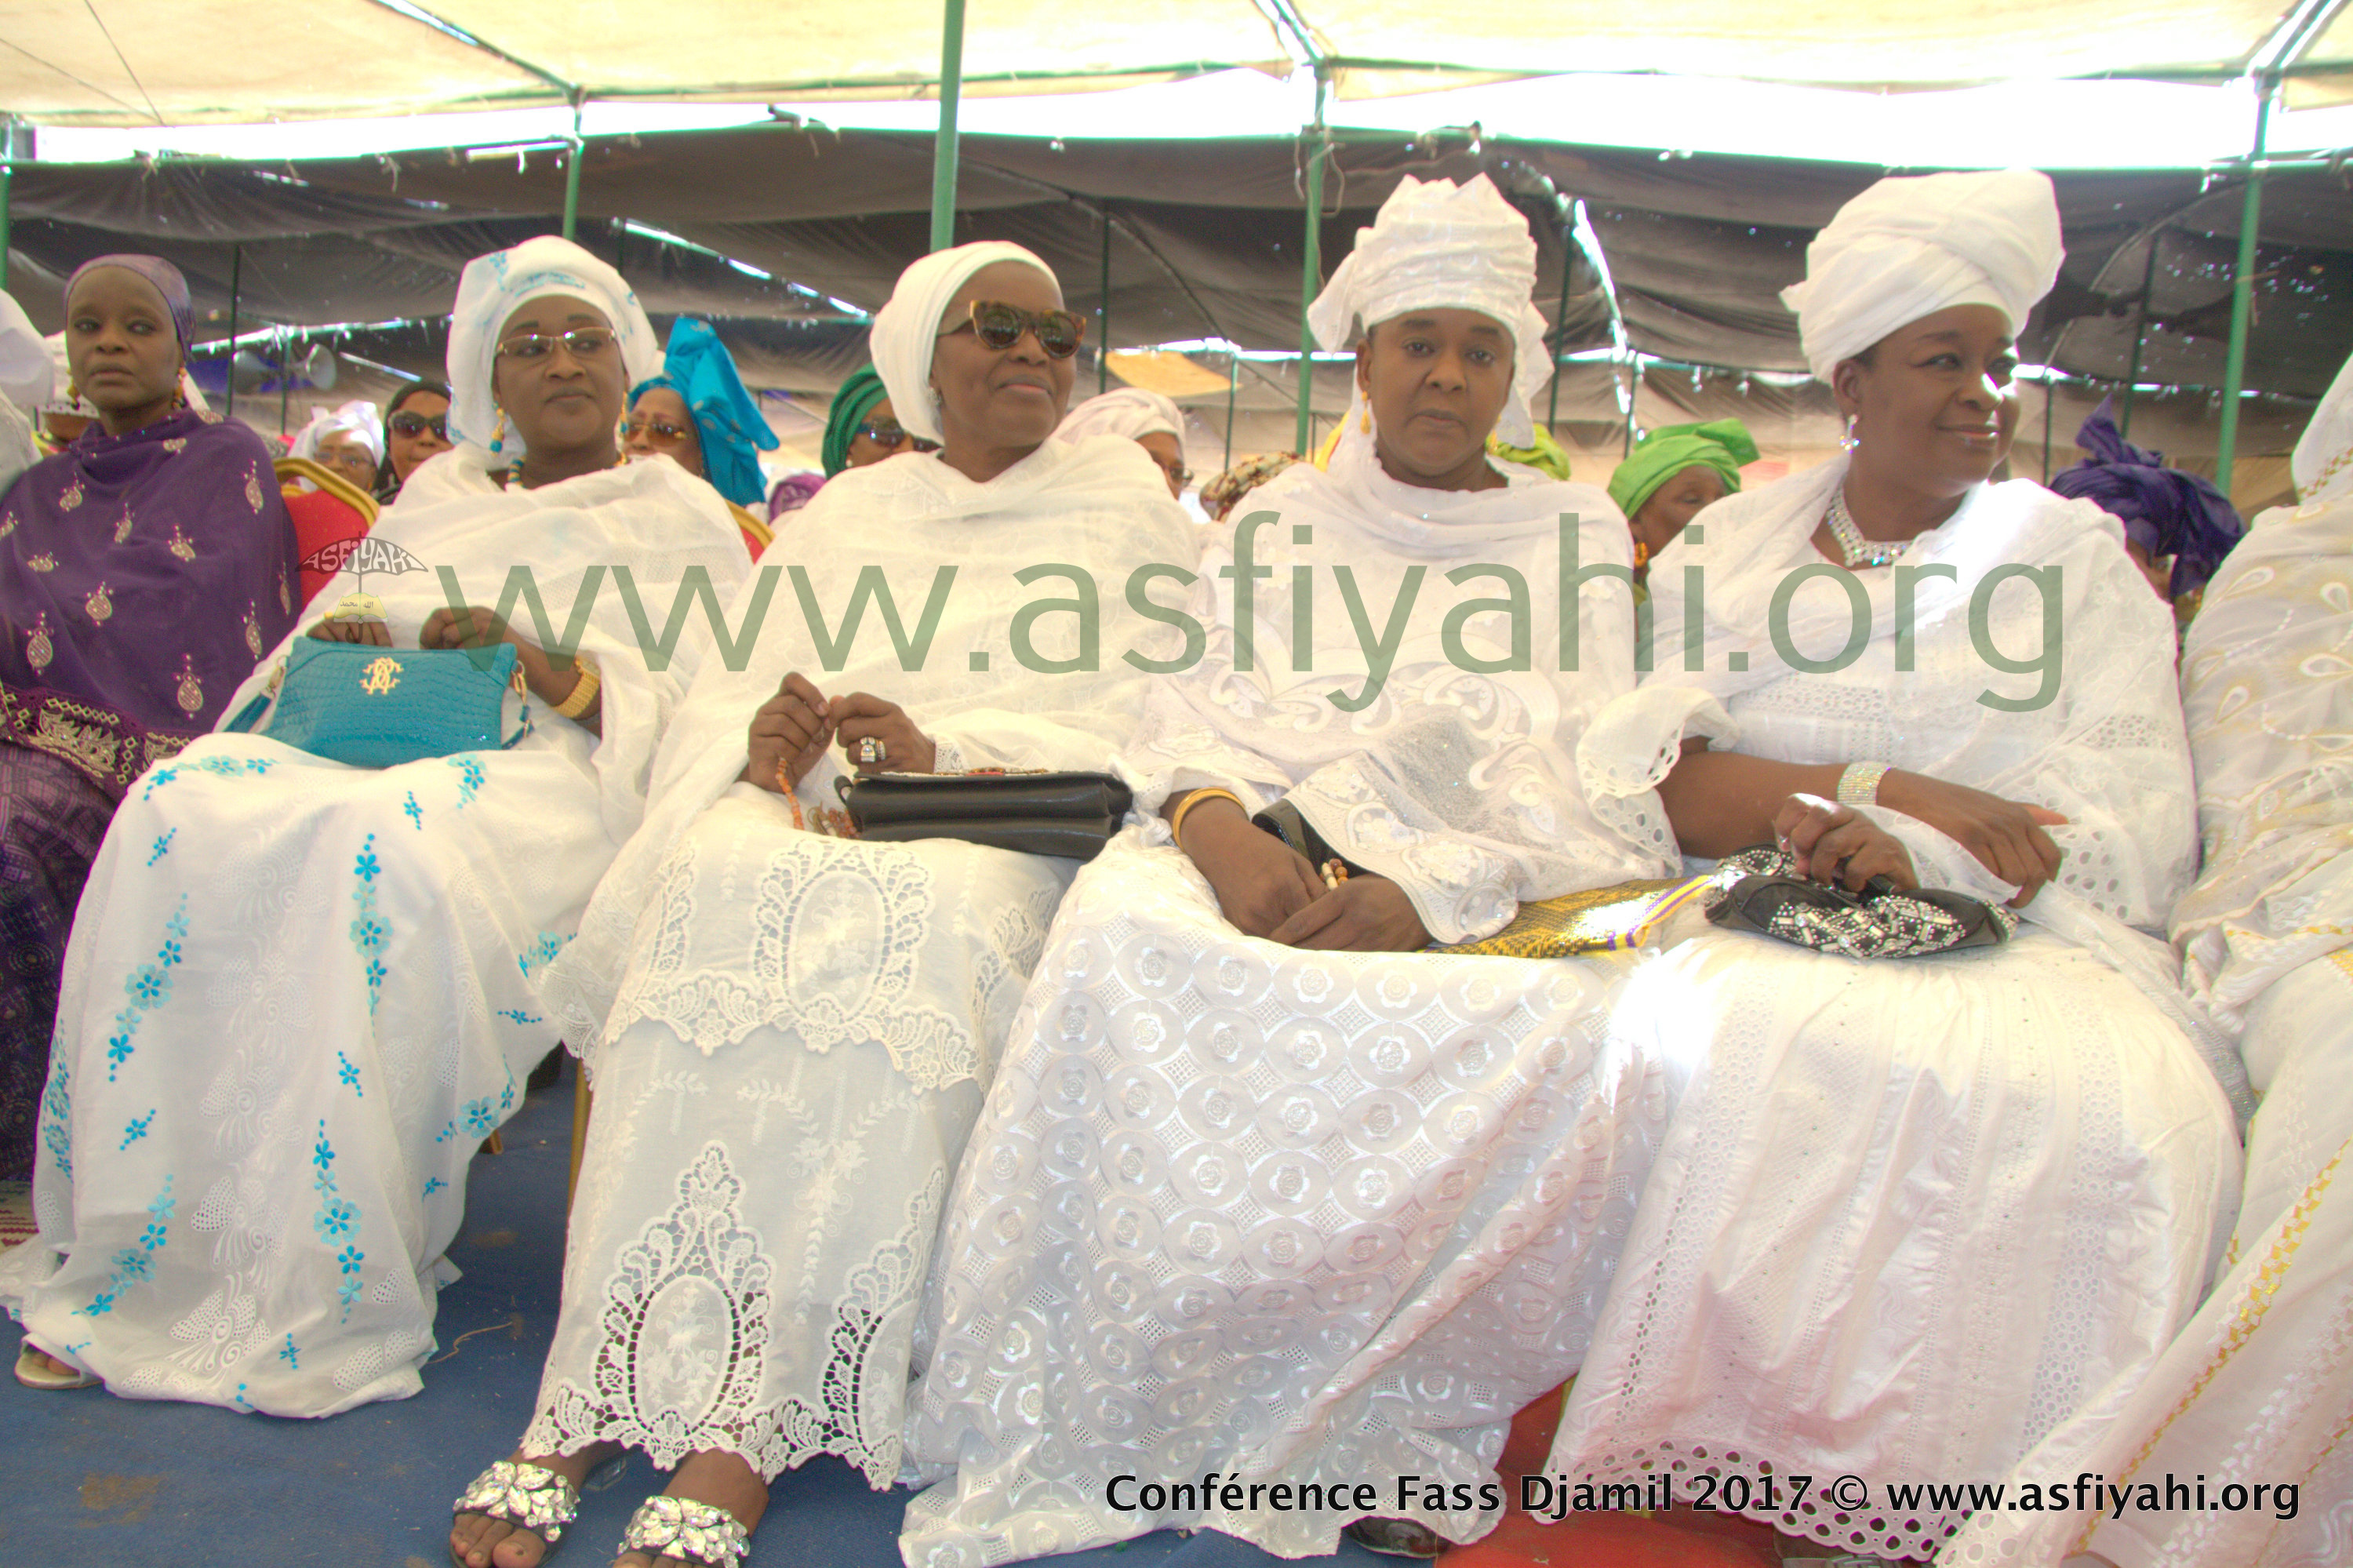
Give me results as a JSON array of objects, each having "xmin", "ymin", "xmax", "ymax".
[{"xmin": 0, "ymin": 740, "xmax": 118, "ymax": 1177}]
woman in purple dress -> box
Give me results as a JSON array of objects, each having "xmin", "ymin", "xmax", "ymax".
[{"xmin": 0, "ymin": 255, "xmax": 299, "ymax": 1183}]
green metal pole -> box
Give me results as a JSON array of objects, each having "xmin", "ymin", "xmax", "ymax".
[
  {"xmin": 561, "ymin": 95, "xmax": 584, "ymax": 242},
  {"xmin": 0, "ymin": 118, "xmax": 13, "ymax": 294},
  {"xmin": 224, "ymin": 243, "xmax": 242, "ymax": 420},
  {"xmin": 2216, "ymin": 82, "xmax": 2273, "ymax": 498},
  {"xmin": 1547, "ymin": 234, "xmax": 1572, "ymax": 434},
  {"xmin": 2119, "ymin": 231, "xmax": 2160, "ymax": 438},
  {"xmin": 929, "ymin": 0, "xmax": 966, "ymax": 253},
  {"xmin": 1098, "ymin": 205, "xmax": 1111, "ymax": 395},
  {"xmin": 1295, "ymin": 66, "xmax": 1329, "ymax": 455},
  {"xmin": 1224, "ymin": 351, "xmax": 1239, "ymax": 470}
]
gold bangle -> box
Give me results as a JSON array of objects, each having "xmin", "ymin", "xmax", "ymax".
[
  {"xmin": 552, "ymin": 657, "xmax": 602, "ymax": 719},
  {"xmin": 1169, "ymin": 787, "xmax": 1245, "ymax": 847}
]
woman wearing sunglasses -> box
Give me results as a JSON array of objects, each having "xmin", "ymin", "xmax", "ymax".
[
  {"xmin": 449, "ymin": 242, "xmax": 1195, "ymax": 1568},
  {"xmin": 624, "ymin": 318, "xmax": 783, "ymax": 557},
  {"xmin": 4, "ymin": 237, "xmax": 751, "ymax": 1413},
  {"xmin": 375, "ymin": 380, "xmax": 453, "ymax": 503}
]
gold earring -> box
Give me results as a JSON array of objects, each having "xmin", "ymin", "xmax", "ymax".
[
  {"xmin": 489, "ymin": 409, "xmax": 508, "ymax": 453},
  {"xmin": 66, "ymin": 377, "xmax": 78, "ymax": 404}
]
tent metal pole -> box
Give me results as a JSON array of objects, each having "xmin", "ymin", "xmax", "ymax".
[
  {"xmin": 1295, "ymin": 64, "xmax": 1328, "ymax": 455},
  {"xmin": 2119, "ymin": 231, "xmax": 2161, "ymax": 438},
  {"xmin": 1547, "ymin": 233, "xmax": 1571, "ymax": 434},
  {"xmin": 1225, "ymin": 350, "xmax": 1238, "ymax": 471},
  {"xmin": 1099, "ymin": 205, "xmax": 1111, "ymax": 395},
  {"xmin": 2042, "ymin": 376, "xmax": 2054, "ymax": 482},
  {"xmin": 2216, "ymin": 81, "xmax": 2274, "ymax": 497},
  {"xmin": 224, "ymin": 243, "xmax": 242, "ymax": 420},
  {"xmin": 930, "ymin": 0, "xmax": 966, "ymax": 253},
  {"xmin": 562, "ymin": 93, "xmax": 585, "ymax": 242},
  {"xmin": 0, "ymin": 118, "xmax": 13, "ymax": 294},
  {"xmin": 1622, "ymin": 359, "xmax": 1638, "ymax": 457}
]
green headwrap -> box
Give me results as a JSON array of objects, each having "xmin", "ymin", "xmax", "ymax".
[
  {"xmin": 1607, "ymin": 419, "xmax": 1758, "ymax": 519},
  {"xmin": 821, "ymin": 365, "xmax": 890, "ymax": 477}
]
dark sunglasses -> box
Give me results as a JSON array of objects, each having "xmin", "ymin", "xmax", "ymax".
[
  {"xmin": 388, "ymin": 410, "xmax": 449, "ymax": 440},
  {"xmin": 944, "ymin": 300, "xmax": 1086, "ymax": 359},
  {"xmin": 626, "ymin": 416, "xmax": 694, "ymax": 442},
  {"xmin": 854, "ymin": 418, "xmax": 940, "ymax": 453},
  {"xmin": 496, "ymin": 327, "xmax": 617, "ymax": 361}
]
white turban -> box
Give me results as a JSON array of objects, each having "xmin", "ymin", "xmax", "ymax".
[
  {"xmin": 2295, "ymin": 350, "xmax": 2353, "ymax": 507},
  {"xmin": 1306, "ymin": 174, "xmax": 1551, "ymax": 446},
  {"xmin": 289, "ymin": 398, "xmax": 385, "ymax": 464},
  {"xmin": 867, "ymin": 240, "xmax": 1058, "ymax": 446},
  {"xmin": 1057, "ymin": 386, "xmax": 1183, "ymax": 444},
  {"xmin": 0, "ymin": 289, "xmax": 50, "ymax": 410},
  {"xmin": 446, "ymin": 235, "xmax": 660, "ymax": 457},
  {"xmin": 1781, "ymin": 168, "xmax": 2064, "ymax": 382}
]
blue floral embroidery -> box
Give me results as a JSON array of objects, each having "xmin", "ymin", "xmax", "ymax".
[
  {"xmin": 348, "ymin": 835, "xmax": 390, "ymax": 1015},
  {"xmin": 334, "ymin": 1245, "xmax": 366, "ymax": 1313},
  {"xmin": 78, "ymin": 1176, "xmax": 170, "ymax": 1317},
  {"xmin": 432, "ymin": 1119, "xmax": 456, "ymax": 1144},
  {"xmin": 311, "ymin": 1122, "xmax": 367, "ymax": 1321},
  {"xmin": 462, "ymin": 1097, "xmax": 497, "ymax": 1136},
  {"xmin": 278, "ymin": 1334, "xmax": 300, "ymax": 1370},
  {"xmin": 147, "ymin": 828, "xmax": 176, "ymax": 865},
  {"xmin": 518, "ymin": 931, "xmax": 570, "ymax": 980},
  {"xmin": 449, "ymin": 755, "xmax": 486, "ymax": 808},
  {"xmin": 402, "ymin": 791, "xmax": 423, "ymax": 831},
  {"xmin": 39, "ymin": 1048, "xmax": 71, "ymax": 1180},
  {"xmin": 336, "ymin": 1051, "xmax": 363, "ymax": 1097},
  {"xmin": 140, "ymin": 758, "xmax": 270, "ymax": 802},
  {"xmin": 106, "ymin": 900, "xmax": 189, "ymax": 1082},
  {"xmin": 139, "ymin": 766, "xmax": 180, "ymax": 801},
  {"xmin": 111, "ymin": 1247, "xmax": 153, "ymax": 1282},
  {"xmin": 422, "ymin": 1176, "xmax": 447, "ymax": 1197},
  {"xmin": 313, "ymin": 1197, "xmax": 358, "ymax": 1240},
  {"xmin": 118, "ymin": 1109, "xmax": 156, "ymax": 1150},
  {"xmin": 495, "ymin": 1009, "xmax": 543, "ymax": 1025}
]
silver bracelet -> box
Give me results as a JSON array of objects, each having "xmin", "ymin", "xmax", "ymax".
[{"xmin": 1837, "ymin": 761, "xmax": 1891, "ymax": 806}]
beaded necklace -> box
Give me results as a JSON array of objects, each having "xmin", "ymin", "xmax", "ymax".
[{"xmin": 1824, "ymin": 486, "xmax": 1904, "ymax": 569}]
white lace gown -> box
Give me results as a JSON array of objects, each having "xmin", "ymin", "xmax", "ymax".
[
  {"xmin": 521, "ymin": 435, "xmax": 1198, "ymax": 1485},
  {"xmin": 900, "ymin": 431, "xmax": 1681, "ymax": 1563},
  {"xmin": 1545, "ymin": 458, "xmax": 2246, "ymax": 1563},
  {"xmin": 1943, "ymin": 482, "xmax": 2353, "ymax": 1568},
  {"xmin": 0, "ymin": 452, "xmax": 747, "ymax": 1414}
]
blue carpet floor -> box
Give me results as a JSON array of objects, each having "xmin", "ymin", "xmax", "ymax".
[{"xmin": 1, "ymin": 1058, "xmax": 1389, "ymax": 1568}]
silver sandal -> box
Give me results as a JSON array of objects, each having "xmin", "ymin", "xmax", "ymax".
[
  {"xmin": 453, "ymin": 1459, "xmax": 585, "ymax": 1555},
  {"xmin": 617, "ymin": 1495, "xmax": 751, "ymax": 1567}
]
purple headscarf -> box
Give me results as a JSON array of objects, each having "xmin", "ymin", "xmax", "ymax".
[
  {"xmin": 1, "ymin": 405, "xmax": 300, "ymax": 795},
  {"xmin": 64, "ymin": 254, "xmax": 196, "ymax": 350},
  {"xmin": 2049, "ymin": 397, "xmax": 2244, "ymax": 598}
]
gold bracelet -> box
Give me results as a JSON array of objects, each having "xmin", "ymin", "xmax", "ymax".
[
  {"xmin": 1169, "ymin": 787, "xmax": 1245, "ymax": 847},
  {"xmin": 552, "ymin": 656, "xmax": 602, "ymax": 719}
]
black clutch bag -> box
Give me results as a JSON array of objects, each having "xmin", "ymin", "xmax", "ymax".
[
  {"xmin": 833, "ymin": 769, "xmax": 1133, "ymax": 861},
  {"xmin": 1704, "ymin": 845, "xmax": 2017, "ymax": 959}
]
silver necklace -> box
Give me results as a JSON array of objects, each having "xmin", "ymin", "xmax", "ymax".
[{"xmin": 1824, "ymin": 486, "xmax": 1903, "ymax": 569}]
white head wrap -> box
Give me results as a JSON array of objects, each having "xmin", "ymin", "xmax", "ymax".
[
  {"xmin": 866, "ymin": 240, "xmax": 1058, "ymax": 446},
  {"xmin": 1306, "ymin": 174, "xmax": 1551, "ymax": 447},
  {"xmin": 2294, "ymin": 350, "xmax": 2353, "ymax": 507},
  {"xmin": 1057, "ymin": 386, "xmax": 1184, "ymax": 445},
  {"xmin": 0, "ymin": 290, "xmax": 50, "ymax": 410},
  {"xmin": 1781, "ymin": 168, "xmax": 2064, "ymax": 382},
  {"xmin": 445, "ymin": 235, "xmax": 660, "ymax": 457},
  {"xmin": 289, "ymin": 397, "xmax": 385, "ymax": 464}
]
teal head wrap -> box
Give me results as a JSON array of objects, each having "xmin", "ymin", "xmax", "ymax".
[
  {"xmin": 1607, "ymin": 419, "xmax": 1758, "ymax": 520},
  {"xmin": 629, "ymin": 317, "xmax": 779, "ymax": 508},
  {"xmin": 821, "ymin": 366, "xmax": 891, "ymax": 477}
]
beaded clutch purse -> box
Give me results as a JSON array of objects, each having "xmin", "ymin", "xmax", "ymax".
[{"xmin": 1703, "ymin": 845, "xmax": 2016, "ymax": 959}]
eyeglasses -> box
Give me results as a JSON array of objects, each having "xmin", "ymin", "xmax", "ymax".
[
  {"xmin": 854, "ymin": 418, "xmax": 940, "ymax": 453},
  {"xmin": 942, "ymin": 300, "xmax": 1086, "ymax": 359},
  {"xmin": 626, "ymin": 417, "xmax": 694, "ymax": 443},
  {"xmin": 388, "ymin": 411, "xmax": 449, "ymax": 440},
  {"xmin": 496, "ymin": 328, "xmax": 617, "ymax": 361}
]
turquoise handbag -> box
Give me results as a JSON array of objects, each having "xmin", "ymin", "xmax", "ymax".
[{"xmin": 226, "ymin": 638, "xmax": 533, "ymax": 768}]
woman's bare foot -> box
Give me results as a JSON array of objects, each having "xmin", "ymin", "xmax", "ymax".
[
  {"xmin": 615, "ymin": 1449, "xmax": 769, "ymax": 1568},
  {"xmin": 23, "ymin": 1346, "xmax": 83, "ymax": 1379},
  {"xmin": 450, "ymin": 1442, "xmax": 623, "ymax": 1568}
]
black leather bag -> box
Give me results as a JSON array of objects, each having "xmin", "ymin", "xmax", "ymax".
[
  {"xmin": 833, "ymin": 770, "xmax": 1133, "ymax": 861},
  {"xmin": 1704, "ymin": 845, "xmax": 2017, "ymax": 959}
]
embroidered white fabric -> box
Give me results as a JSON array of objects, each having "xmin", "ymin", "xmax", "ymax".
[
  {"xmin": 1544, "ymin": 458, "xmax": 2245, "ymax": 1559},
  {"xmin": 900, "ymin": 831, "xmax": 1678, "ymax": 1563},
  {"xmin": 1944, "ymin": 489, "xmax": 2353, "ymax": 1568},
  {"xmin": 0, "ymin": 453, "xmax": 747, "ymax": 1415},
  {"xmin": 517, "ymin": 437, "xmax": 1196, "ymax": 1485}
]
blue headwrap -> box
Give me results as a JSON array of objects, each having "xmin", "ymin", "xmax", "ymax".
[
  {"xmin": 630, "ymin": 317, "xmax": 779, "ymax": 508},
  {"xmin": 2049, "ymin": 397, "xmax": 2244, "ymax": 598}
]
